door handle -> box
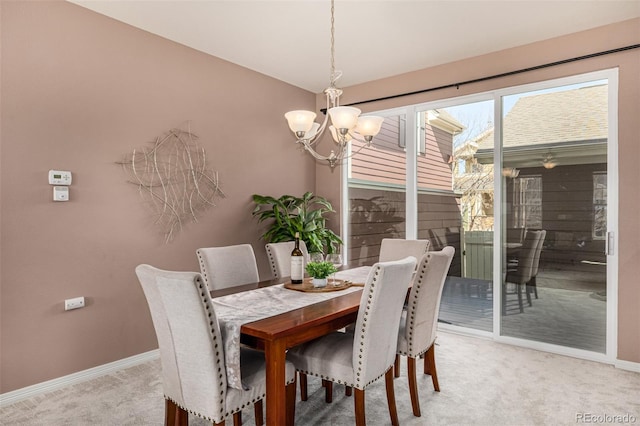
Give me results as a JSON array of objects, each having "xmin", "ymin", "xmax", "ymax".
[{"xmin": 605, "ymin": 232, "xmax": 614, "ymax": 256}]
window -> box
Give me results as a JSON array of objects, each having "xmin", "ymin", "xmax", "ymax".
[
  {"xmin": 593, "ymin": 172, "xmax": 607, "ymax": 240},
  {"xmin": 512, "ymin": 175, "xmax": 542, "ymax": 228}
]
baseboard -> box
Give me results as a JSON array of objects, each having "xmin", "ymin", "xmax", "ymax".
[
  {"xmin": 0, "ymin": 349, "xmax": 159, "ymax": 408},
  {"xmin": 615, "ymin": 358, "xmax": 640, "ymax": 373},
  {"xmin": 440, "ymin": 326, "xmax": 640, "ymax": 373}
]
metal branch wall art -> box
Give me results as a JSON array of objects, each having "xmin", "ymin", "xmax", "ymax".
[{"xmin": 118, "ymin": 125, "xmax": 225, "ymax": 243}]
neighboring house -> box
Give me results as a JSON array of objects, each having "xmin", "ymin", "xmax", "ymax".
[
  {"xmin": 453, "ymin": 128, "xmax": 495, "ymax": 232},
  {"xmin": 460, "ymin": 84, "xmax": 608, "ymax": 265},
  {"xmin": 346, "ymin": 84, "xmax": 608, "ymax": 269},
  {"xmin": 349, "ymin": 109, "xmax": 463, "ymax": 189},
  {"xmin": 475, "ymin": 84, "xmax": 607, "ymax": 168},
  {"xmin": 347, "ymin": 110, "xmax": 464, "ymax": 268}
]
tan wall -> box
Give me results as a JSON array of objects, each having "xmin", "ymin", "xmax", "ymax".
[
  {"xmin": 0, "ymin": 1, "xmax": 316, "ymax": 393},
  {"xmin": 318, "ymin": 18, "xmax": 640, "ymax": 363}
]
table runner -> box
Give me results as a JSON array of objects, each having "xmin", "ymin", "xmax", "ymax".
[{"xmin": 213, "ymin": 266, "xmax": 371, "ymax": 390}]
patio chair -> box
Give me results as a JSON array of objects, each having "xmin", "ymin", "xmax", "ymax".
[
  {"xmin": 526, "ymin": 230, "xmax": 546, "ymax": 299},
  {"xmin": 502, "ymin": 230, "xmax": 543, "ymax": 314}
]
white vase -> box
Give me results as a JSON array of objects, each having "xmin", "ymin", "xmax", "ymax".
[{"xmin": 312, "ymin": 277, "xmax": 327, "ymax": 288}]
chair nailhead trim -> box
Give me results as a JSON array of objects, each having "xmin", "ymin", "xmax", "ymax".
[
  {"xmin": 266, "ymin": 247, "xmax": 280, "ymax": 278},
  {"xmin": 405, "ymin": 257, "xmax": 431, "ymax": 355},
  {"xmin": 354, "ymin": 265, "xmax": 383, "ymax": 388}
]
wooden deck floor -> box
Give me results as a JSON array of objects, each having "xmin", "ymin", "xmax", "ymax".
[{"xmin": 438, "ymin": 264, "xmax": 607, "ymax": 353}]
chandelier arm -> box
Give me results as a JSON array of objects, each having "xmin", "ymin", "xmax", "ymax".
[
  {"xmin": 299, "ymin": 90, "xmax": 335, "ymax": 148},
  {"xmin": 311, "ymin": 140, "xmax": 371, "ymax": 168},
  {"xmin": 346, "ymin": 140, "xmax": 372, "ymax": 157},
  {"xmin": 297, "ymin": 140, "xmax": 334, "ymax": 162}
]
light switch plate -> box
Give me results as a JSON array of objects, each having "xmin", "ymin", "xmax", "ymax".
[{"xmin": 53, "ymin": 186, "xmax": 69, "ymax": 201}]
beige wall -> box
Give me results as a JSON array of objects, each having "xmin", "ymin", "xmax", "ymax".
[
  {"xmin": 317, "ymin": 18, "xmax": 640, "ymax": 363},
  {"xmin": 0, "ymin": 1, "xmax": 316, "ymax": 393}
]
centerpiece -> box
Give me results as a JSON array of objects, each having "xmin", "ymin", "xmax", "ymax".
[{"xmin": 305, "ymin": 261, "xmax": 338, "ymax": 288}]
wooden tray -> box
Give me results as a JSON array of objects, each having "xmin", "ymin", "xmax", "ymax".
[{"xmin": 284, "ymin": 278, "xmax": 355, "ymax": 293}]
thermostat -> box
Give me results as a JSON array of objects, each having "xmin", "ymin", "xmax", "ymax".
[{"xmin": 49, "ymin": 170, "xmax": 72, "ymax": 185}]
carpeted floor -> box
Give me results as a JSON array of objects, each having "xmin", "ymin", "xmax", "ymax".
[{"xmin": 2, "ymin": 332, "xmax": 638, "ymax": 425}]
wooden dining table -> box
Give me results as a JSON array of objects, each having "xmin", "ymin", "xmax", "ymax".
[{"xmin": 209, "ymin": 267, "xmax": 371, "ymax": 426}]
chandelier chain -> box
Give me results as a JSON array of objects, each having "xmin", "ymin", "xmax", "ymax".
[{"xmin": 330, "ymin": 0, "xmax": 336, "ymax": 86}]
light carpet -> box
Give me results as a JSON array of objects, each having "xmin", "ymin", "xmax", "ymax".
[{"xmin": 2, "ymin": 332, "xmax": 638, "ymax": 425}]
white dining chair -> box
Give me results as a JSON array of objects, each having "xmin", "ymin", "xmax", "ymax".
[
  {"xmin": 304, "ymin": 238, "xmax": 431, "ymax": 402},
  {"xmin": 394, "ymin": 246, "xmax": 455, "ymax": 417},
  {"xmin": 379, "ymin": 238, "xmax": 430, "ymax": 265},
  {"xmin": 135, "ymin": 264, "xmax": 297, "ymax": 426},
  {"xmin": 196, "ymin": 244, "xmax": 259, "ymax": 290},
  {"xmin": 288, "ymin": 256, "xmax": 416, "ymax": 426},
  {"xmin": 265, "ymin": 240, "xmax": 309, "ymax": 279}
]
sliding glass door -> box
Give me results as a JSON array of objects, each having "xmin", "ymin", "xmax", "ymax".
[
  {"xmin": 498, "ymin": 77, "xmax": 612, "ymax": 353},
  {"xmin": 345, "ymin": 69, "xmax": 617, "ymax": 359},
  {"xmin": 417, "ymin": 101, "xmax": 496, "ymax": 333}
]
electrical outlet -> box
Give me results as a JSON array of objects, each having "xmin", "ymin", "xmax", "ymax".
[{"xmin": 65, "ymin": 297, "xmax": 85, "ymax": 311}]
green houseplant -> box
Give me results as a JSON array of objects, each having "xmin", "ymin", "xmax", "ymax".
[
  {"xmin": 305, "ymin": 261, "xmax": 338, "ymax": 279},
  {"xmin": 305, "ymin": 261, "xmax": 337, "ymax": 288},
  {"xmin": 251, "ymin": 192, "xmax": 343, "ymax": 254}
]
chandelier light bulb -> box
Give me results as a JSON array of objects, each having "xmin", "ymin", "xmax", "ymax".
[
  {"xmin": 328, "ymin": 106, "xmax": 361, "ymax": 131},
  {"xmin": 284, "ymin": 110, "xmax": 316, "ymax": 134},
  {"xmin": 356, "ymin": 116, "xmax": 384, "ymax": 137}
]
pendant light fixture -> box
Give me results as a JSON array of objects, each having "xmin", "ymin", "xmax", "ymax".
[{"xmin": 284, "ymin": 0, "xmax": 384, "ymax": 169}]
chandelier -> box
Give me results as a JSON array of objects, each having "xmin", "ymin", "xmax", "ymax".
[{"xmin": 284, "ymin": 0, "xmax": 384, "ymax": 169}]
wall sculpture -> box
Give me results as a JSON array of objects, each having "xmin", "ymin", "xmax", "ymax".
[{"xmin": 118, "ymin": 125, "xmax": 225, "ymax": 242}]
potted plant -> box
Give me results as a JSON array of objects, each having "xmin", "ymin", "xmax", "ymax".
[
  {"xmin": 305, "ymin": 261, "xmax": 338, "ymax": 288},
  {"xmin": 251, "ymin": 192, "xmax": 343, "ymax": 254}
]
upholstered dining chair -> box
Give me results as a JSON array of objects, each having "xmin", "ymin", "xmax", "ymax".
[
  {"xmin": 379, "ymin": 238, "xmax": 431, "ymax": 264},
  {"xmin": 135, "ymin": 264, "xmax": 297, "ymax": 426},
  {"xmin": 196, "ymin": 244, "xmax": 259, "ymax": 290},
  {"xmin": 265, "ymin": 240, "xmax": 309, "ymax": 279},
  {"xmin": 306, "ymin": 238, "xmax": 430, "ymax": 402},
  {"xmin": 526, "ymin": 229, "xmax": 546, "ymax": 300},
  {"xmin": 288, "ymin": 256, "xmax": 417, "ymax": 426},
  {"xmin": 502, "ymin": 230, "xmax": 543, "ymax": 314},
  {"xmin": 394, "ymin": 246, "xmax": 455, "ymax": 417}
]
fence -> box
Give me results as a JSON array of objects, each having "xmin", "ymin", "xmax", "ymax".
[{"xmin": 463, "ymin": 230, "xmax": 494, "ymax": 280}]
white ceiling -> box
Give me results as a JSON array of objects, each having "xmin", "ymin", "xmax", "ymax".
[{"xmin": 69, "ymin": 1, "xmax": 640, "ymax": 93}]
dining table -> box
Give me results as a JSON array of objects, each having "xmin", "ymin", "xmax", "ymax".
[{"xmin": 209, "ymin": 266, "xmax": 373, "ymax": 426}]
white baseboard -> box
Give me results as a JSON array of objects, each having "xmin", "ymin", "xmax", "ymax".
[
  {"xmin": 440, "ymin": 325, "xmax": 640, "ymax": 373},
  {"xmin": 616, "ymin": 358, "xmax": 640, "ymax": 373},
  {"xmin": 0, "ymin": 349, "xmax": 159, "ymax": 408}
]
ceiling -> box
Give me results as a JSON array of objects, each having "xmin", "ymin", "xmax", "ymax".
[{"xmin": 69, "ymin": 1, "xmax": 639, "ymax": 93}]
